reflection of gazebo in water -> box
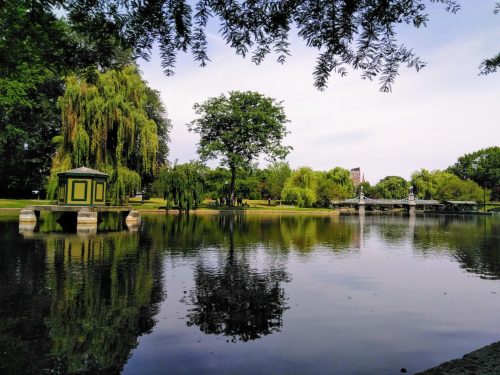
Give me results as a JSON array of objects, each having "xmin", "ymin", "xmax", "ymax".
[{"xmin": 2, "ymin": 230, "xmax": 164, "ymax": 374}]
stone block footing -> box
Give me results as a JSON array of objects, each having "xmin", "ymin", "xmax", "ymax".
[
  {"xmin": 126, "ymin": 210, "xmax": 141, "ymax": 224},
  {"xmin": 77, "ymin": 211, "xmax": 98, "ymax": 226},
  {"xmin": 19, "ymin": 209, "xmax": 38, "ymax": 223}
]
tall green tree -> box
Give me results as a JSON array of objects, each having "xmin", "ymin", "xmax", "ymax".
[
  {"xmin": 412, "ymin": 170, "xmax": 485, "ymax": 202},
  {"xmin": 411, "ymin": 169, "xmax": 439, "ymax": 199},
  {"xmin": 63, "ymin": 0, "xmax": 498, "ymax": 91},
  {"xmin": 144, "ymin": 87, "xmax": 172, "ymax": 172},
  {"xmin": 0, "ymin": 0, "xmax": 130, "ymax": 197},
  {"xmin": 48, "ymin": 66, "xmax": 167, "ymax": 204},
  {"xmin": 281, "ymin": 167, "xmax": 317, "ymax": 207},
  {"xmin": 448, "ymin": 147, "xmax": 500, "ymax": 200},
  {"xmin": 265, "ymin": 161, "xmax": 292, "ymax": 201},
  {"xmin": 375, "ymin": 176, "xmax": 410, "ymax": 199},
  {"xmin": 316, "ymin": 167, "xmax": 355, "ymax": 206},
  {"xmin": 204, "ymin": 167, "xmax": 232, "ymax": 199},
  {"xmin": 154, "ymin": 162, "xmax": 205, "ymax": 212},
  {"xmin": 189, "ymin": 91, "xmax": 290, "ymax": 205}
]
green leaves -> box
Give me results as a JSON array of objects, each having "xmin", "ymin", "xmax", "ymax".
[
  {"xmin": 154, "ymin": 162, "xmax": 205, "ymax": 211},
  {"xmin": 49, "ymin": 66, "xmax": 166, "ymax": 205},
  {"xmin": 189, "ymin": 91, "xmax": 290, "ymax": 203},
  {"xmin": 374, "ymin": 176, "xmax": 410, "ymax": 199},
  {"xmin": 411, "ymin": 169, "xmax": 486, "ymax": 202},
  {"xmin": 265, "ymin": 161, "xmax": 292, "ymax": 200},
  {"xmin": 0, "ymin": 1, "xmax": 133, "ymax": 196},
  {"xmin": 63, "ymin": 0, "xmax": 494, "ymax": 91},
  {"xmin": 447, "ymin": 147, "xmax": 500, "ymax": 200}
]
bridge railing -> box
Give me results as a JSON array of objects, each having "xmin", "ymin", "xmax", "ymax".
[{"xmin": 333, "ymin": 197, "xmax": 441, "ymax": 206}]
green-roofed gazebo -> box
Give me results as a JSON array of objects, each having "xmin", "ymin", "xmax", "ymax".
[{"xmin": 57, "ymin": 167, "xmax": 108, "ymax": 206}]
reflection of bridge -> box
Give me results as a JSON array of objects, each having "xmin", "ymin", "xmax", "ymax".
[{"xmin": 333, "ymin": 187, "xmax": 442, "ymax": 213}]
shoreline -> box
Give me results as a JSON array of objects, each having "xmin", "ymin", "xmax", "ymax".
[
  {"xmin": 417, "ymin": 341, "xmax": 500, "ymax": 374},
  {"xmin": 0, "ymin": 207, "xmax": 342, "ymax": 216},
  {"xmin": 2, "ymin": 207, "xmax": 494, "ymax": 217}
]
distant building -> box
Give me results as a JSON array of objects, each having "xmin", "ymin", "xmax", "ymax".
[{"xmin": 350, "ymin": 167, "xmax": 364, "ymax": 186}]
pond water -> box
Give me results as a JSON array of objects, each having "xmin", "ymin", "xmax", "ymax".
[{"xmin": 1, "ymin": 213, "xmax": 499, "ymax": 374}]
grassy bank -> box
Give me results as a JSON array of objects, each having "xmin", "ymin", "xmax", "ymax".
[
  {"xmin": 2, "ymin": 198, "xmax": 498, "ymax": 215},
  {"xmin": 0, "ymin": 199, "xmax": 51, "ymax": 209},
  {"xmin": 128, "ymin": 198, "xmax": 339, "ymax": 214},
  {"xmin": 0, "ymin": 197, "xmax": 339, "ymax": 215}
]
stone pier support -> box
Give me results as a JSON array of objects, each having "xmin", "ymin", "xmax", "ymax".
[
  {"xmin": 77, "ymin": 210, "xmax": 98, "ymax": 231},
  {"xmin": 358, "ymin": 186, "xmax": 366, "ymax": 215},
  {"xmin": 125, "ymin": 211, "xmax": 141, "ymax": 226},
  {"xmin": 19, "ymin": 205, "xmax": 135, "ymax": 233},
  {"xmin": 408, "ymin": 186, "xmax": 416, "ymax": 215},
  {"xmin": 19, "ymin": 209, "xmax": 39, "ymax": 233},
  {"xmin": 19, "ymin": 209, "xmax": 38, "ymax": 223}
]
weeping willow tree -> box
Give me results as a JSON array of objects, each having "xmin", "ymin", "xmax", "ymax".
[
  {"xmin": 48, "ymin": 65, "xmax": 163, "ymax": 204},
  {"xmin": 154, "ymin": 162, "xmax": 205, "ymax": 212}
]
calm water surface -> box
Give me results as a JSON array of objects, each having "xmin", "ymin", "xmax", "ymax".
[{"xmin": 1, "ymin": 213, "xmax": 499, "ymax": 374}]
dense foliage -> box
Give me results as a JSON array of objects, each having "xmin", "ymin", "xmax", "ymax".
[
  {"xmin": 153, "ymin": 162, "xmax": 205, "ymax": 211},
  {"xmin": 189, "ymin": 91, "xmax": 290, "ymax": 205},
  {"xmin": 149, "ymin": 162, "xmax": 489, "ymax": 208},
  {"xmin": 48, "ymin": 66, "xmax": 166, "ymax": 204},
  {"xmin": 0, "ymin": 0, "xmax": 131, "ymax": 197},
  {"xmin": 373, "ymin": 176, "xmax": 410, "ymax": 199},
  {"xmin": 265, "ymin": 162, "xmax": 292, "ymax": 201},
  {"xmin": 281, "ymin": 167, "xmax": 318, "ymax": 207},
  {"xmin": 448, "ymin": 147, "xmax": 500, "ymax": 200},
  {"xmin": 411, "ymin": 169, "xmax": 486, "ymax": 202}
]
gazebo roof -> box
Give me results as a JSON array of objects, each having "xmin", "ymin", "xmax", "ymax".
[{"xmin": 57, "ymin": 167, "xmax": 108, "ymax": 178}]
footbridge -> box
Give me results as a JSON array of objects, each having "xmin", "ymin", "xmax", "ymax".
[{"xmin": 333, "ymin": 187, "xmax": 442, "ymax": 213}]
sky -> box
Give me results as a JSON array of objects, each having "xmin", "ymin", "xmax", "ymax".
[{"xmin": 139, "ymin": 1, "xmax": 500, "ymax": 184}]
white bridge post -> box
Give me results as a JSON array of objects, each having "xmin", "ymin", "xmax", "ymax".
[
  {"xmin": 358, "ymin": 186, "xmax": 366, "ymax": 215},
  {"xmin": 408, "ymin": 186, "xmax": 416, "ymax": 215}
]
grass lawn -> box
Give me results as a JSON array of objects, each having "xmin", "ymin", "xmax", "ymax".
[
  {"xmin": 2, "ymin": 197, "xmax": 497, "ymax": 214},
  {"xmin": 128, "ymin": 197, "xmax": 337, "ymax": 213},
  {"xmin": 0, "ymin": 199, "xmax": 52, "ymax": 209}
]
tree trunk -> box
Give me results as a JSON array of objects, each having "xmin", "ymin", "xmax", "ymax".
[{"xmin": 229, "ymin": 165, "xmax": 236, "ymax": 207}]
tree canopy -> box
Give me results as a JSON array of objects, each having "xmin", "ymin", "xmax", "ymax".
[
  {"xmin": 189, "ymin": 91, "xmax": 290, "ymax": 205},
  {"xmin": 281, "ymin": 167, "xmax": 318, "ymax": 207},
  {"xmin": 265, "ymin": 161, "xmax": 292, "ymax": 200},
  {"xmin": 448, "ymin": 147, "xmax": 500, "ymax": 200},
  {"xmin": 0, "ymin": 0, "xmax": 132, "ymax": 197},
  {"xmin": 153, "ymin": 162, "xmax": 205, "ymax": 211},
  {"xmin": 62, "ymin": 0, "xmax": 499, "ymax": 91},
  {"xmin": 412, "ymin": 169, "xmax": 486, "ymax": 202},
  {"xmin": 374, "ymin": 176, "xmax": 410, "ymax": 199},
  {"xmin": 48, "ymin": 66, "xmax": 167, "ymax": 204}
]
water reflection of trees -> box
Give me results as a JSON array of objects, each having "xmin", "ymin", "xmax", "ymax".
[
  {"xmin": 143, "ymin": 213, "xmax": 358, "ymax": 254},
  {"xmin": 0, "ymin": 222, "xmax": 52, "ymax": 375},
  {"xmin": 141, "ymin": 213, "xmax": 361, "ymax": 344},
  {"xmin": 0, "ymin": 225, "xmax": 164, "ymax": 374},
  {"xmin": 184, "ymin": 215, "xmax": 291, "ymax": 342},
  {"xmin": 412, "ymin": 216, "xmax": 500, "ymax": 279}
]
